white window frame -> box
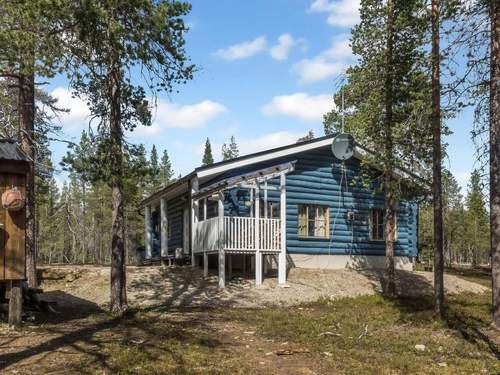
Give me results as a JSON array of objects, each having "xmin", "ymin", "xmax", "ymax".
[{"xmin": 298, "ymin": 204, "xmax": 330, "ymax": 239}]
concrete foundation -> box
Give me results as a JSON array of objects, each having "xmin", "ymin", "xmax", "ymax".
[{"xmin": 288, "ymin": 254, "xmax": 415, "ymax": 271}]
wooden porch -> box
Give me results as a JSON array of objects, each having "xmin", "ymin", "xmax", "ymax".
[
  {"xmin": 143, "ymin": 161, "xmax": 293, "ymax": 288},
  {"xmin": 191, "ymin": 162, "xmax": 293, "ymax": 288}
]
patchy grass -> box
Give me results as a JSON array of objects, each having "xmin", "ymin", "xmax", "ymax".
[
  {"xmin": 1, "ymin": 291, "xmax": 499, "ymax": 374},
  {"xmin": 445, "ymin": 266, "xmax": 491, "ymax": 288},
  {"xmin": 236, "ymin": 293, "xmax": 500, "ymax": 374}
]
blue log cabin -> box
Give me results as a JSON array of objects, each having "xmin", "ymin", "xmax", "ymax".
[{"xmin": 141, "ymin": 134, "xmax": 419, "ymax": 288}]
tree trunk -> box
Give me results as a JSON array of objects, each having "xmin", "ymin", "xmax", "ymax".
[
  {"xmin": 18, "ymin": 72, "xmax": 37, "ymax": 287},
  {"xmin": 491, "ymin": 0, "xmax": 500, "ymax": 328},
  {"xmin": 109, "ymin": 61, "xmax": 127, "ymax": 313},
  {"xmin": 431, "ymin": 0, "xmax": 444, "ymax": 318},
  {"xmin": 383, "ymin": 0, "xmax": 396, "ymax": 297}
]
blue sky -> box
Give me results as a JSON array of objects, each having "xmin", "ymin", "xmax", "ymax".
[{"xmin": 47, "ymin": 0, "xmax": 477, "ymax": 193}]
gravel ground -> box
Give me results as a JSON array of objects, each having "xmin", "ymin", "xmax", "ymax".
[{"xmin": 39, "ymin": 265, "xmax": 489, "ymax": 309}]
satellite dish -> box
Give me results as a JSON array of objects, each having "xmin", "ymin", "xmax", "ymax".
[{"xmin": 331, "ymin": 133, "xmax": 354, "ymax": 161}]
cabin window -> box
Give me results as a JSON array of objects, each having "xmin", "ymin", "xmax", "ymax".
[
  {"xmin": 370, "ymin": 208, "xmax": 385, "ymax": 241},
  {"xmin": 369, "ymin": 208, "xmax": 397, "ymax": 241},
  {"xmin": 298, "ymin": 205, "xmax": 329, "ymax": 238}
]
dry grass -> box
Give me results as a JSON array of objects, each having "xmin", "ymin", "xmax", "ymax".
[{"xmin": 1, "ymin": 266, "xmax": 498, "ymax": 374}]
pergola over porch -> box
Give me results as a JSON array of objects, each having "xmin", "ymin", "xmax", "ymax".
[{"xmin": 191, "ymin": 161, "xmax": 295, "ymax": 288}]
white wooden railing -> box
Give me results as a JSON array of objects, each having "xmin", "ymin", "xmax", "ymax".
[{"xmin": 193, "ymin": 216, "xmax": 281, "ymax": 253}]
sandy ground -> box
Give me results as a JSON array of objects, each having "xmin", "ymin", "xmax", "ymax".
[{"xmin": 39, "ymin": 265, "xmax": 489, "ymax": 309}]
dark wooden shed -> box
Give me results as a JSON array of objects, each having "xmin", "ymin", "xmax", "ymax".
[{"xmin": 0, "ymin": 139, "xmax": 28, "ymax": 282}]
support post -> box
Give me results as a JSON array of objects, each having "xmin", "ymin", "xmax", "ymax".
[
  {"xmin": 203, "ymin": 198, "xmax": 207, "ymax": 221},
  {"xmin": 218, "ymin": 192, "xmax": 225, "ymax": 288},
  {"xmin": 278, "ymin": 173, "xmax": 287, "ymax": 284},
  {"xmin": 203, "ymin": 252, "xmax": 208, "ymax": 278},
  {"xmin": 190, "ymin": 176, "xmax": 199, "ymax": 267},
  {"xmin": 227, "ymin": 254, "xmax": 232, "ymax": 280},
  {"xmin": 160, "ymin": 197, "xmax": 168, "ymax": 259},
  {"xmin": 255, "ymin": 184, "xmax": 262, "ymax": 285},
  {"xmin": 145, "ymin": 204, "xmax": 152, "ymax": 260},
  {"xmin": 8, "ymin": 280, "xmax": 22, "ymax": 328},
  {"xmin": 264, "ymin": 181, "xmax": 268, "ymax": 218},
  {"xmin": 250, "ymin": 188, "xmax": 254, "ymax": 217}
]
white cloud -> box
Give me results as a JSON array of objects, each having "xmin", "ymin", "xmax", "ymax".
[
  {"xmin": 262, "ymin": 92, "xmax": 332, "ymax": 122},
  {"xmin": 214, "ymin": 36, "xmax": 268, "ymax": 60},
  {"xmin": 293, "ymin": 58, "xmax": 347, "ymax": 83},
  {"xmin": 237, "ymin": 131, "xmax": 308, "ymax": 155},
  {"xmin": 309, "ymin": 0, "xmax": 360, "ymax": 27},
  {"xmin": 270, "ymin": 34, "xmax": 295, "ymax": 60},
  {"xmin": 293, "ymin": 35, "xmax": 352, "ymax": 83},
  {"xmin": 194, "ymin": 131, "xmax": 309, "ymax": 159},
  {"xmin": 51, "ymin": 87, "xmax": 90, "ymax": 131},
  {"xmin": 134, "ymin": 122, "xmax": 162, "ymax": 137},
  {"xmin": 155, "ymin": 100, "xmax": 227, "ymax": 129}
]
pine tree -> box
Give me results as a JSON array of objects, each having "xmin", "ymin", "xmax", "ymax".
[
  {"xmin": 324, "ymin": 0, "xmax": 431, "ymax": 296},
  {"xmin": 431, "ymin": 0, "xmax": 444, "ymax": 317},
  {"xmin": 465, "ymin": 170, "xmax": 489, "ymax": 266},
  {"xmin": 149, "ymin": 145, "xmax": 161, "ymax": 191},
  {"xmin": 203, "ymin": 138, "xmax": 214, "ymax": 165},
  {"xmin": 491, "ymin": 0, "xmax": 500, "ymax": 329},
  {"xmin": 0, "ymin": 0, "xmax": 73, "ymax": 287},
  {"xmin": 160, "ymin": 149, "xmax": 174, "ymax": 186},
  {"xmin": 222, "ymin": 135, "xmax": 239, "ymax": 160},
  {"xmin": 64, "ymin": 0, "xmax": 194, "ymax": 312}
]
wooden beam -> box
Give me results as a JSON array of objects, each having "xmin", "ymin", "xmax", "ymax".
[
  {"xmin": 264, "ymin": 181, "xmax": 268, "ymax": 219},
  {"xmin": 227, "ymin": 254, "xmax": 232, "ymax": 281},
  {"xmin": 278, "ymin": 173, "xmax": 287, "ymax": 284},
  {"xmin": 190, "ymin": 176, "xmax": 199, "ymax": 267},
  {"xmin": 239, "ymin": 183, "xmax": 279, "ymax": 191},
  {"xmin": 255, "ymin": 184, "xmax": 262, "ymax": 286},
  {"xmin": 160, "ymin": 197, "xmax": 168, "ymax": 258},
  {"xmin": 144, "ymin": 205, "xmax": 152, "ymax": 260},
  {"xmin": 192, "ymin": 162, "xmax": 295, "ymax": 201},
  {"xmin": 8, "ymin": 280, "xmax": 22, "ymax": 328},
  {"xmin": 218, "ymin": 193, "xmax": 225, "ymax": 288},
  {"xmin": 203, "ymin": 252, "xmax": 208, "ymax": 278}
]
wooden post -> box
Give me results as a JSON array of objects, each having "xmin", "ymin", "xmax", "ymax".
[
  {"xmin": 278, "ymin": 173, "xmax": 287, "ymax": 284},
  {"xmin": 160, "ymin": 197, "xmax": 168, "ymax": 259},
  {"xmin": 145, "ymin": 204, "xmax": 152, "ymax": 260},
  {"xmin": 218, "ymin": 192, "xmax": 225, "ymax": 288},
  {"xmin": 264, "ymin": 181, "xmax": 268, "ymax": 218},
  {"xmin": 190, "ymin": 176, "xmax": 199, "ymax": 267},
  {"xmin": 203, "ymin": 198, "xmax": 207, "ymax": 220},
  {"xmin": 250, "ymin": 188, "xmax": 254, "ymax": 217},
  {"xmin": 255, "ymin": 184, "xmax": 262, "ymax": 286},
  {"xmin": 203, "ymin": 251, "xmax": 208, "ymax": 278},
  {"xmin": 227, "ymin": 254, "xmax": 232, "ymax": 280},
  {"xmin": 8, "ymin": 280, "xmax": 22, "ymax": 328}
]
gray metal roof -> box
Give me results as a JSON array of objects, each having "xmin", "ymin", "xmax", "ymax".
[{"xmin": 0, "ymin": 139, "xmax": 30, "ymax": 163}]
